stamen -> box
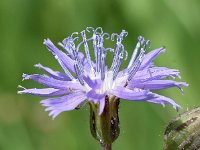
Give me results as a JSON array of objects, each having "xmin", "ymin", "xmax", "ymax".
[
  {"xmin": 127, "ymin": 55, "xmax": 143, "ymax": 81},
  {"xmin": 99, "ymin": 33, "xmax": 111, "ymax": 80},
  {"xmin": 95, "ymin": 27, "xmax": 103, "ymax": 35},
  {"xmin": 101, "ymin": 53, "xmax": 106, "ymax": 80},
  {"xmin": 127, "ymin": 36, "xmax": 143, "ymax": 69},
  {"xmin": 102, "ymin": 33, "xmax": 110, "ymax": 39},
  {"xmin": 110, "ymin": 30, "xmax": 128, "ymax": 73},
  {"xmin": 71, "ymin": 43, "xmax": 78, "ymax": 58},
  {"xmin": 58, "ymin": 38, "xmax": 74, "ymax": 57},
  {"xmin": 105, "ymin": 48, "xmax": 114, "ymax": 52},
  {"xmin": 71, "ymin": 32, "xmax": 79, "ymax": 38},
  {"xmin": 76, "ymin": 38, "xmax": 93, "ymax": 51},
  {"xmin": 69, "ymin": 33, "xmax": 79, "ymax": 52},
  {"xmin": 112, "ymin": 44, "xmax": 126, "ymax": 79},
  {"xmin": 58, "ymin": 42, "xmax": 66, "ymax": 50},
  {"xmin": 92, "ymin": 32, "xmax": 98, "ymax": 64},
  {"xmin": 81, "ymin": 30, "xmax": 94, "ymax": 70},
  {"xmin": 69, "ymin": 43, "xmax": 84, "ymax": 74},
  {"xmin": 61, "ymin": 38, "xmax": 68, "ymax": 45},
  {"xmin": 96, "ymin": 35, "xmax": 102, "ymax": 73},
  {"xmin": 95, "ymin": 32, "xmax": 109, "ymax": 80},
  {"xmin": 111, "ymin": 33, "xmax": 118, "ymax": 41},
  {"xmin": 110, "ymin": 37, "xmax": 121, "ymax": 71},
  {"xmin": 64, "ymin": 37, "xmax": 78, "ymax": 59},
  {"xmin": 94, "ymin": 29, "xmax": 104, "ymax": 73},
  {"xmin": 54, "ymin": 55, "xmax": 75, "ymax": 80},
  {"xmin": 68, "ymin": 34, "xmax": 85, "ymax": 71},
  {"xmin": 144, "ymin": 40, "xmax": 150, "ymax": 49},
  {"xmin": 86, "ymin": 27, "xmax": 97, "ymax": 58},
  {"xmin": 124, "ymin": 50, "xmax": 128, "ymax": 60},
  {"xmin": 120, "ymin": 30, "xmax": 128, "ymax": 38},
  {"xmin": 86, "ymin": 27, "xmax": 95, "ymax": 33},
  {"xmin": 74, "ymin": 62, "xmax": 84, "ymax": 85},
  {"xmin": 113, "ymin": 52, "xmax": 123, "ymax": 80},
  {"xmin": 72, "ymin": 37, "xmax": 79, "ymax": 42},
  {"xmin": 127, "ymin": 39, "xmax": 151, "ymax": 81}
]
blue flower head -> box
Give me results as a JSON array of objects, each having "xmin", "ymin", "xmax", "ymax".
[{"xmin": 18, "ymin": 27, "xmax": 188, "ymax": 119}]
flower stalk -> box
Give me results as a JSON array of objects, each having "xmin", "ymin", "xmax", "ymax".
[{"xmin": 102, "ymin": 144, "xmax": 112, "ymax": 150}]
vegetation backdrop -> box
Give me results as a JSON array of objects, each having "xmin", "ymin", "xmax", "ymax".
[{"xmin": 0, "ymin": 0, "xmax": 199, "ymax": 149}]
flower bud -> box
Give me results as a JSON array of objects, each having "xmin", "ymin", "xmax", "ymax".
[{"xmin": 163, "ymin": 107, "xmax": 200, "ymax": 150}]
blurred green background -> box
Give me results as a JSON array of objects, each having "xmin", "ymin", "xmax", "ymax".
[{"xmin": 0, "ymin": 0, "xmax": 199, "ymax": 149}]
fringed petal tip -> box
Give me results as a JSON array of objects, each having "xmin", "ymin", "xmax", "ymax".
[
  {"xmin": 17, "ymin": 85, "xmax": 26, "ymax": 94},
  {"xmin": 174, "ymin": 104, "xmax": 182, "ymax": 112},
  {"xmin": 152, "ymin": 47, "xmax": 166, "ymax": 54},
  {"xmin": 160, "ymin": 47, "xmax": 166, "ymax": 53},
  {"xmin": 47, "ymin": 110, "xmax": 61, "ymax": 120},
  {"xmin": 184, "ymin": 82, "xmax": 189, "ymax": 87},
  {"xmin": 34, "ymin": 63, "xmax": 42, "ymax": 68},
  {"xmin": 43, "ymin": 38, "xmax": 51, "ymax": 45},
  {"xmin": 155, "ymin": 101, "xmax": 181, "ymax": 112},
  {"xmin": 40, "ymin": 99, "xmax": 52, "ymax": 107},
  {"xmin": 178, "ymin": 82, "xmax": 189, "ymax": 95},
  {"xmin": 42, "ymin": 106, "xmax": 64, "ymax": 120},
  {"xmin": 22, "ymin": 73, "xmax": 29, "ymax": 81},
  {"xmin": 17, "ymin": 85, "xmax": 26, "ymax": 90},
  {"xmin": 147, "ymin": 93, "xmax": 182, "ymax": 112},
  {"xmin": 17, "ymin": 91, "xmax": 23, "ymax": 95},
  {"xmin": 165, "ymin": 101, "xmax": 181, "ymax": 112},
  {"xmin": 161, "ymin": 45, "xmax": 166, "ymax": 49}
]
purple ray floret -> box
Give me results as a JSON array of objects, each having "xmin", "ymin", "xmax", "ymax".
[{"xmin": 18, "ymin": 27, "xmax": 188, "ymax": 119}]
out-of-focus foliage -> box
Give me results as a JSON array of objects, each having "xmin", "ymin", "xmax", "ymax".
[{"xmin": 0, "ymin": 0, "xmax": 199, "ymax": 149}]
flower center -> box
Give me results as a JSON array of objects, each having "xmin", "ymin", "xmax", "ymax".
[{"xmin": 86, "ymin": 69, "xmax": 128, "ymax": 95}]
